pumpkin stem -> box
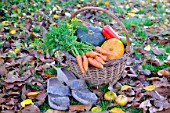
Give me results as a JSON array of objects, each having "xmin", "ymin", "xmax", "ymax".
[{"xmin": 88, "ymin": 30, "xmax": 94, "ymax": 34}]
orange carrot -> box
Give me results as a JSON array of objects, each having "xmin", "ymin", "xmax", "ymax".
[
  {"xmin": 95, "ymin": 56, "xmax": 105, "ymax": 65},
  {"xmin": 85, "ymin": 51, "xmax": 100, "ymax": 58},
  {"xmin": 88, "ymin": 58, "xmax": 103, "ymax": 68},
  {"xmin": 95, "ymin": 46, "xmax": 109, "ymax": 55},
  {"xmin": 76, "ymin": 55, "xmax": 85, "ymax": 73},
  {"xmin": 97, "ymin": 54, "xmax": 108, "ymax": 61},
  {"xmin": 82, "ymin": 55, "xmax": 89, "ymax": 72}
]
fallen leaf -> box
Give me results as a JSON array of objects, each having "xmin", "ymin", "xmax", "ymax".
[
  {"xmin": 10, "ymin": 28, "xmax": 17, "ymax": 35},
  {"xmin": 35, "ymin": 91, "xmax": 47, "ymax": 105},
  {"xmin": 139, "ymin": 69, "xmax": 151, "ymax": 76},
  {"xmin": 21, "ymin": 99, "xmax": 34, "ymax": 107},
  {"xmin": 0, "ymin": 65, "xmax": 7, "ymax": 76},
  {"xmin": 14, "ymin": 48, "xmax": 20, "ymax": 54},
  {"xmin": 158, "ymin": 70, "xmax": 170, "ymax": 77},
  {"xmin": 53, "ymin": 14, "xmax": 59, "ymax": 19},
  {"xmin": 46, "ymin": 0, "xmax": 50, "ymax": 3},
  {"xmin": 143, "ymin": 85, "xmax": 159, "ymax": 91},
  {"xmin": 21, "ymin": 104, "xmax": 40, "ymax": 113},
  {"xmin": 152, "ymin": 46, "xmax": 163, "ymax": 55},
  {"xmin": 144, "ymin": 45, "xmax": 151, "ymax": 51},
  {"xmin": 121, "ymin": 85, "xmax": 132, "ymax": 91},
  {"xmin": 22, "ymin": 55, "xmax": 36, "ymax": 65},
  {"xmin": 110, "ymin": 107, "xmax": 125, "ymax": 113},
  {"xmin": 139, "ymin": 100, "xmax": 152, "ymax": 113},
  {"xmin": 167, "ymin": 55, "xmax": 170, "ymax": 61},
  {"xmin": 2, "ymin": 21, "xmax": 8, "ymax": 25},
  {"xmin": 104, "ymin": 1, "xmax": 110, "ymax": 6},
  {"xmin": 26, "ymin": 92, "xmax": 40, "ymax": 97},
  {"xmin": 69, "ymin": 104, "xmax": 92, "ymax": 112},
  {"xmin": 154, "ymin": 100, "xmax": 170, "ymax": 109},
  {"xmin": 146, "ymin": 59, "xmax": 160, "ymax": 66},
  {"xmin": 91, "ymin": 106, "xmax": 102, "ymax": 112},
  {"xmin": 45, "ymin": 109, "xmax": 65, "ymax": 113},
  {"xmin": 1, "ymin": 110, "xmax": 14, "ymax": 113}
]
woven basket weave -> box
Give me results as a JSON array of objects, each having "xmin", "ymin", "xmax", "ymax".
[{"xmin": 66, "ymin": 7, "xmax": 131, "ymax": 86}]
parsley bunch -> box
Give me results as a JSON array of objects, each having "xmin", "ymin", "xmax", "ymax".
[{"xmin": 43, "ymin": 19, "xmax": 94, "ymax": 56}]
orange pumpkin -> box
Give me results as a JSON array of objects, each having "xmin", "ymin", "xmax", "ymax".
[{"xmin": 101, "ymin": 38, "xmax": 124, "ymax": 60}]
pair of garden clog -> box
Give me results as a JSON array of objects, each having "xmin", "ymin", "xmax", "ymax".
[{"xmin": 47, "ymin": 68, "xmax": 98, "ymax": 110}]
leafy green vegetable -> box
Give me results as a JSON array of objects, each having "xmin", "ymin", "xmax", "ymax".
[{"xmin": 43, "ymin": 19, "xmax": 94, "ymax": 56}]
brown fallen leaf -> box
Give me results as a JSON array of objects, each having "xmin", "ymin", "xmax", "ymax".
[
  {"xmin": 21, "ymin": 104, "xmax": 40, "ymax": 113},
  {"xmin": 154, "ymin": 100, "xmax": 170, "ymax": 109},
  {"xmin": 45, "ymin": 109, "xmax": 65, "ymax": 113},
  {"xmin": 158, "ymin": 70, "xmax": 170, "ymax": 77},
  {"xmin": 139, "ymin": 100, "xmax": 152, "ymax": 113},
  {"xmin": 26, "ymin": 92, "xmax": 40, "ymax": 97},
  {"xmin": 151, "ymin": 46, "xmax": 164, "ymax": 55},
  {"xmin": 157, "ymin": 108, "xmax": 170, "ymax": 113},
  {"xmin": 22, "ymin": 55, "xmax": 36, "ymax": 65},
  {"xmin": 0, "ymin": 65, "xmax": 7, "ymax": 76},
  {"xmin": 35, "ymin": 90, "xmax": 47, "ymax": 105},
  {"xmin": 1, "ymin": 110, "xmax": 15, "ymax": 113},
  {"xmin": 146, "ymin": 59, "xmax": 160, "ymax": 66},
  {"xmin": 69, "ymin": 104, "xmax": 92, "ymax": 112}
]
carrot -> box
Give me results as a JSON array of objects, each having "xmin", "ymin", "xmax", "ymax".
[
  {"xmin": 95, "ymin": 46, "xmax": 109, "ymax": 55},
  {"xmin": 85, "ymin": 51, "xmax": 100, "ymax": 58},
  {"xmin": 95, "ymin": 56, "xmax": 105, "ymax": 65},
  {"xmin": 76, "ymin": 55, "xmax": 85, "ymax": 73},
  {"xmin": 88, "ymin": 58, "xmax": 103, "ymax": 68},
  {"xmin": 82, "ymin": 55, "xmax": 89, "ymax": 72},
  {"xmin": 97, "ymin": 54, "xmax": 108, "ymax": 61}
]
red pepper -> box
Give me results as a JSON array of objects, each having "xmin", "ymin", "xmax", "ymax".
[{"xmin": 102, "ymin": 25, "xmax": 120, "ymax": 40}]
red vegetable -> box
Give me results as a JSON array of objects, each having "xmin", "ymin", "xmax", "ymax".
[{"xmin": 102, "ymin": 25, "xmax": 120, "ymax": 40}]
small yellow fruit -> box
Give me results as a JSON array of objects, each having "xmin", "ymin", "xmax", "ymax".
[
  {"xmin": 104, "ymin": 91, "xmax": 117, "ymax": 101},
  {"xmin": 91, "ymin": 107, "xmax": 102, "ymax": 112},
  {"xmin": 115, "ymin": 95, "xmax": 128, "ymax": 106}
]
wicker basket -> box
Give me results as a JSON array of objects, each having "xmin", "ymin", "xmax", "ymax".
[{"xmin": 66, "ymin": 7, "xmax": 131, "ymax": 86}]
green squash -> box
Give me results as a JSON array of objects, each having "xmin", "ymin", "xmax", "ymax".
[{"xmin": 76, "ymin": 26, "xmax": 106, "ymax": 46}]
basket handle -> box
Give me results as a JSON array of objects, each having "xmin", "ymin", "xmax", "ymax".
[{"xmin": 68, "ymin": 6, "xmax": 131, "ymax": 54}]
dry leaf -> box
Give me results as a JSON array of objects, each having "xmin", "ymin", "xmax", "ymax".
[
  {"xmin": 144, "ymin": 45, "xmax": 151, "ymax": 51},
  {"xmin": 69, "ymin": 104, "xmax": 92, "ymax": 112},
  {"xmin": 14, "ymin": 48, "xmax": 20, "ymax": 54},
  {"xmin": 22, "ymin": 104, "xmax": 40, "ymax": 113},
  {"xmin": 158, "ymin": 70, "xmax": 170, "ymax": 77},
  {"xmin": 45, "ymin": 109, "xmax": 65, "ymax": 113},
  {"xmin": 139, "ymin": 100, "xmax": 152, "ymax": 112},
  {"xmin": 143, "ymin": 85, "xmax": 159, "ymax": 91},
  {"xmin": 10, "ymin": 28, "xmax": 17, "ymax": 35},
  {"xmin": 152, "ymin": 46, "xmax": 163, "ymax": 55},
  {"xmin": 21, "ymin": 99, "xmax": 34, "ymax": 107},
  {"xmin": 110, "ymin": 107, "xmax": 125, "ymax": 113},
  {"xmin": 121, "ymin": 85, "xmax": 132, "ymax": 91},
  {"xmin": 104, "ymin": 1, "xmax": 110, "ymax": 6},
  {"xmin": 53, "ymin": 14, "xmax": 58, "ymax": 19},
  {"xmin": 26, "ymin": 92, "xmax": 40, "ymax": 97}
]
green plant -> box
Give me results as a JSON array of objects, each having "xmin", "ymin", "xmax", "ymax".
[
  {"xmin": 99, "ymin": 100, "xmax": 111, "ymax": 111},
  {"xmin": 43, "ymin": 19, "xmax": 94, "ymax": 56}
]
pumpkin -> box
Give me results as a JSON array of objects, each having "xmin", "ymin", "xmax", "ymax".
[
  {"xmin": 76, "ymin": 26, "xmax": 106, "ymax": 46},
  {"xmin": 101, "ymin": 38, "xmax": 124, "ymax": 60}
]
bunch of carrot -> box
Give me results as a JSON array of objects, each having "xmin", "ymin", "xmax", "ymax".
[{"xmin": 76, "ymin": 46, "xmax": 110, "ymax": 73}]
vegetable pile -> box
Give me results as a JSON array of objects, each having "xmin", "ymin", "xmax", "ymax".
[{"xmin": 44, "ymin": 18, "xmax": 127, "ymax": 73}]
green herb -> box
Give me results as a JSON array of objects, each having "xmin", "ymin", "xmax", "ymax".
[{"xmin": 43, "ymin": 19, "xmax": 94, "ymax": 56}]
